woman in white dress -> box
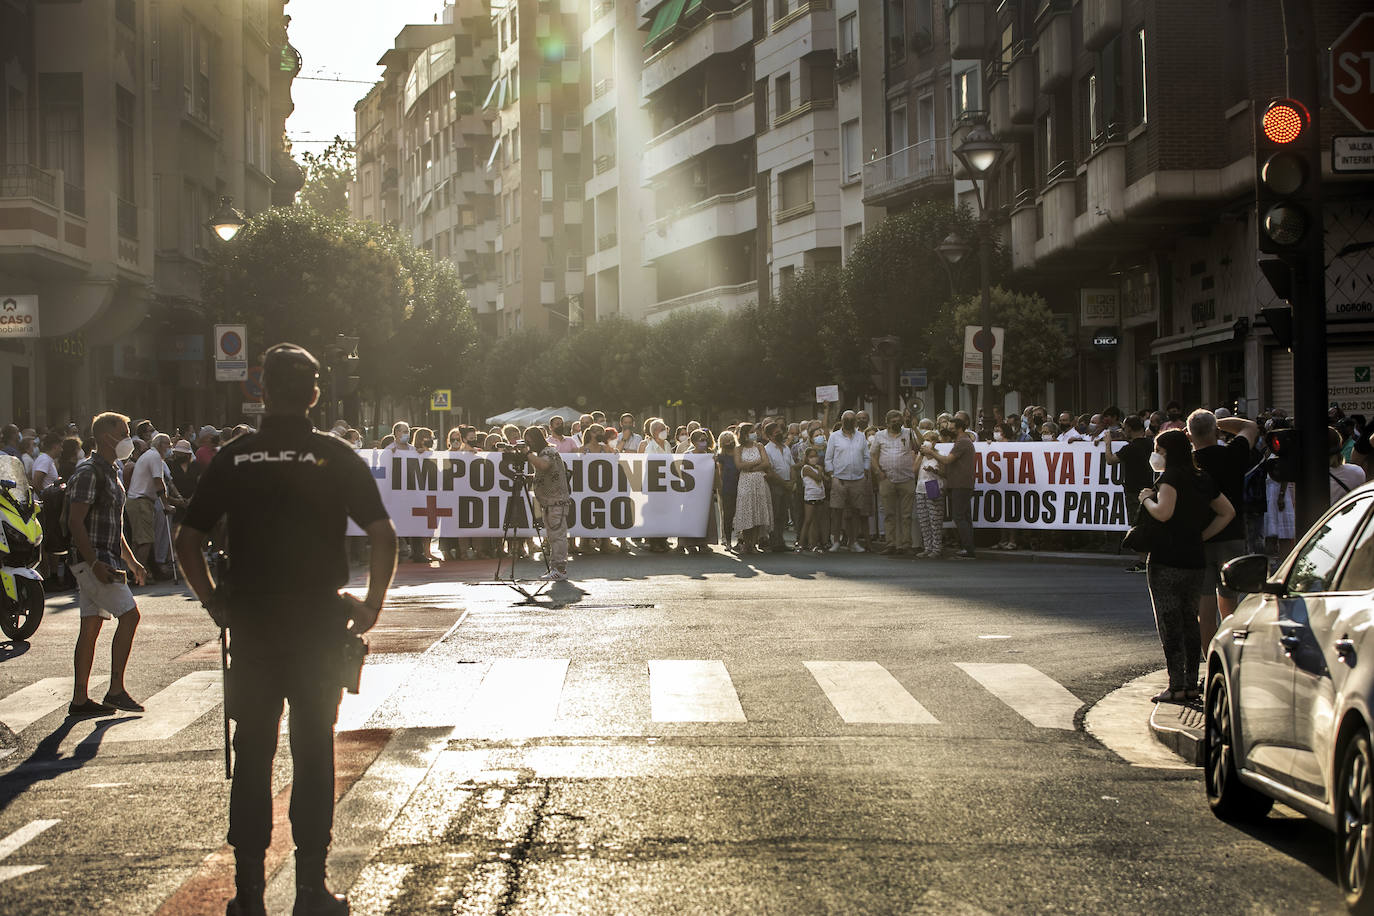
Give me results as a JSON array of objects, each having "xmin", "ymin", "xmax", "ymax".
[{"xmin": 732, "ymin": 421, "xmax": 774, "ymax": 555}]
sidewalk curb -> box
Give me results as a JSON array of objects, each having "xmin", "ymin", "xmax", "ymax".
[
  {"xmin": 975, "ymin": 550, "xmax": 1138, "ymax": 568},
  {"xmin": 1148, "ymin": 698, "xmax": 1205, "ymax": 766},
  {"xmin": 1083, "ymin": 670, "xmax": 1196, "ymax": 770}
]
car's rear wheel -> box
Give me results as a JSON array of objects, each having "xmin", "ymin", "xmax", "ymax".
[
  {"xmin": 1204, "ymin": 669, "xmax": 1273, "ymax": 822},
  {"xmin": 1337, "ymin": 729, "xmax": 1374, "ymax": 913}
]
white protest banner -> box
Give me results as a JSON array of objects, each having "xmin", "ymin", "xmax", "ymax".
[
  {"xmin": 357, "ymin": 450, "xmax": 714, "ymax": 538},
  {"xmin": 815, "ymin": 385, "xmax": 840, "ymax": 403},
  {"xmin": 934, "ymin": 441, "xmax": 1130, "ymax": 532}
]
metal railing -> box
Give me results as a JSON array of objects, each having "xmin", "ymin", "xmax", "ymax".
[
  {"xmin": 0, "ymin": 164, "xmax": 57, "ymax": 205},
  {"xmin": 835, "ymin": 49, "xmax": 859, "ymax": 80},
  {"xmin": 862, "ymin": 137, "xmax": 952, "ymax": 196},
  {"xmin": 594, "ymin": 77, "xmax": 615, "ymax": 100},
  {"xmin": 646, "ymin": 93, "xmax": 753, "ymax": 150},
  {"xmin": 597, "ymin": 231, "xmax": 617, "ymax": 251},
  {"xmin": 594, "ymin": 153, "xmax": 616, "ymax": 175}
]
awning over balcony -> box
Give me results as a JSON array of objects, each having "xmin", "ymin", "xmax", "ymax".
[{"xmin": 644, "ymin": 0, "xmax": 688, "ymax": 50}]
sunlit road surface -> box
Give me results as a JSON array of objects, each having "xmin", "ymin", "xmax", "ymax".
[{"xmin": 0, "ymin": 552, "xmax": 1346, "ymax": 914}]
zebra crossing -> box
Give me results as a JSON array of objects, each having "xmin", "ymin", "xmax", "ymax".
[{"xmin": 0, "ymin": 657, "xmax": 1085, "ymax": 749}]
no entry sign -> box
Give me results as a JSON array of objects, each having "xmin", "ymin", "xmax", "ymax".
[{"xmin": 1331, "ymin": 13, "xmax": 1374, "ymax": 132}]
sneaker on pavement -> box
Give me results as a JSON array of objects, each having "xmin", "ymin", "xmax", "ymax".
[
  {"xmin": 68, "ymin": 699, "xmax": 115, "ymax": 719},
  {"xmin": 539, "ymin": 569, "xmax": 567, "ymax": 581},
  {"xmin": 828, "ymin": 542, "xmax": 842, "ymax": 553},
  {"xmin": 955, "ymin": 551, "xmax": 977, "ymax": 560},
  {"xmin": 850, "ymin": 543, "xmax": 866, "ymax": 553},
  {"xmin": 103, "ymin": 691, "xmax": 145, "ymax": 712}
]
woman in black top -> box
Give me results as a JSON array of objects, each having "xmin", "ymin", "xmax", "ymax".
[{"xmin": 1139, "ymin": 429, "xmax": 1237, "ymax": 703}]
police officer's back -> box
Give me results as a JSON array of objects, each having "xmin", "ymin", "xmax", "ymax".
[{"xmin": 175, "ymin": 343, "xmax": 397, "ymax": 916}]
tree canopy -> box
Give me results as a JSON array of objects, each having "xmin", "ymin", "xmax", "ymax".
[
  {"xmin": 202, "ymin": 204, "xmax": 477, "ymax": 402},
  {"xmin": 925, "ymin": 287, "xmax": 1068, "ymax": 399},
  {"xmin": 296, "ymin": 136, "xmax": 355, "ymax": 217}
]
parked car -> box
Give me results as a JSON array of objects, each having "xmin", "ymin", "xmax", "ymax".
[{"xmin": 1208, "ymin": 483, "xmax": 1374, "ymax": 912}]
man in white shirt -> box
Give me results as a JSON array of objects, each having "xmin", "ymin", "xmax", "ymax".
[
  {"xmin": 127, "ymin": 433, "xmax": 171, "ymax": 573},
  {"xmin": 871, "ymin": 410, "xmax": 916, "ymax": 554},
  {"xmin": 763, "ymin": 421, "xmax": 795, "ymax": 551},
  {"xmin": 825, "ymin": 410, "xmax": 871, "ymax": 552}
]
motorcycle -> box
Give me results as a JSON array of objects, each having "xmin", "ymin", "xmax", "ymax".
[{"xmin": 0, "ymin": 454, "xmax": 44, "ymax": 640}]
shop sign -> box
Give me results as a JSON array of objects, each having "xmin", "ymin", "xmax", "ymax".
[
  {"xmin": 50, "ymin": 333, "xmax": 86, "ymax": 360},
  {"xmin": 1079, "ymin": 289, "xmax": 1119, "ymax": 326},
  {"xmin": 0, "ymin": 296, "xmax": 40, "ymax": 337}
]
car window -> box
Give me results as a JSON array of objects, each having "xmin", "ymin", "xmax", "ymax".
[
  {"xmin": 1287, "ymin": 496, "xmax": 1373, "ymax": 594},
  {"xmin": 1336, "ymin": 505, "xmax": 1374, "ymax": 591}
]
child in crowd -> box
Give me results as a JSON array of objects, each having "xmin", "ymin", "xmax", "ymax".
[{"xmin": 798, "ymin": 446, "xmax": 828, "ymax": 552}]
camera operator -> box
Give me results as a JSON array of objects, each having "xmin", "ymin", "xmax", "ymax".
[
  {"xmin": 174, "ymin": 343, "xmax": 397, "ymax": 916},
  {"xmin": 523, "ymin": 425, "xmax": 573, "ymax": 581}
]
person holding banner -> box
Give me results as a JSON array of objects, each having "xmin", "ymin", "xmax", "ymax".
[
  {"xmin": 920, "ymin": 415, "xmax": 977, "ymax": 559},
  {"xmin": 524, "ymin": 426, "xmax": 572, "ymax": 581}
]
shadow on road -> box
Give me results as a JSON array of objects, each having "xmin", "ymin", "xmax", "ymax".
[
  {"xmin": 0, "ymin": 640, "xmax": 30, "ymax": 663},
  {"xmin": 0, "ymin": 714, "xmax": 138, "ymax": 815},
  {"xmin": 1233, "ymin": 813, "xmax": 1337, "ymax": 885}
]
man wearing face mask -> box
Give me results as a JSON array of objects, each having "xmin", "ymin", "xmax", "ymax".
[
  {"xmin": 871, "ymin": 410, "xmax": 916, "ymax": 555},
  {"xmin": 762, "ymin": 421, "xmax": 795, "ymax": 552},
  {"xmin": 618, "ymin": 414, "xmax": 643, "ymax": 452},
  {"xmin": 67, "ymin": 412, "xmax": 148, "ymax": 718},
  {"xmin": 549, "ymin": 416, "xmax": 578, "ymax": 455},
  {"xmin": 825, "ymin": 410, "xmax": 871, "ymax": 552},
  {"xmin": 1103, "ymin": 416, "xmax": 1155, "ymax": 572}
]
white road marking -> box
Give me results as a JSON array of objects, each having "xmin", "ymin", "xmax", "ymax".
[
  {"xmin": 805, "ymin": 661, "xmax": 939, "ymax": 724},
  {"xmin": 336, "ymin": 662, "xmax": 415, "ymax": 731},
  {"xmin": 649, "ymin": 660, "xmax": 746, "ymax": 722},
  {"xmin": 0, "ymin": 676, "xmax": 107, "ymax": 732},
  {"xmin": 104, "ymin": 671, "xmax": 222, "ymax": 742},
  {"xmin": 956, "ymin": 663, "xmax": 1082, "ymax": 730},
  {"xmin": 459, "ymin": 659, "xmax": 570, "ymax": 737},
  {"xmin": 0, "ymin": 818, "xmax": 58, "ymax": 885}
]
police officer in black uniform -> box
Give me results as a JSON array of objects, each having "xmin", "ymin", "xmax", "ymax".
[{"xmin": 175, "ymin": 343, "xmax": 397, "ymax": 916}]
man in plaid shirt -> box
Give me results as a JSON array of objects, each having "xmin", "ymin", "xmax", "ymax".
[{"xmin": 67, "ymin": 411, "xmax": 148, "ymax": 719}]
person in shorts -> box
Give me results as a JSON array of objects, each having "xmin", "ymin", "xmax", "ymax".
[
  {"xmin": 825, "ymin": 410, "xmax": 871, "ymax": 552},
  {"xmin": 67, "ymin": 411, "xmax": 148, "ymax": 718},
  {"xmin": 1189, "ymin": 409, "xmax": 1259, "ymax": 651}
]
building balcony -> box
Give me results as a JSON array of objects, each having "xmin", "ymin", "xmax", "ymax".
[
  {"xmin": 597, "ymin": 230, "xmax": 618, "ymax": 252},
  {"xmin": 646, "ymin": 280, "xmax": 758, "ymax": 322},
  {"xmin": 861, "ymin": 138, "xmax": 953, "ymax": 207},
  {"xmin": 643, "ymin": 94, "xmax": 755, "ymax": 181},
  {"xmin": 1009, "ymin": 192, "xmax": 1038, "ymax": 271},
  {"xmin": 1082, "ymin": 0, "xmax": 1122, "ymax": 51},
  {"xmin": 1035, "ymin": 11, "xmax": 1072, "ymax": 93},
  {"xmin": 1034, "ymin": 169, "xmax": 1077, "ymax": 262},
  {"xmin": 641, "ymin": 2, "xmax": 753, "ymax": 99},
  {"xmin": 1008, "ymin": 51, "xmax": 1035, "ymax": 124},
  {"xmin": 835, "ymin": 49, "xmax": 859, "ymax": 82},
  {"xmin": 948, "ymin": 0, "xmax": 987, "ymax": 59},
  {"xmin": 1073, "ymin": 140, "xmax": 1126, "ymax": 243},
  {"xmin": 594, "ymin": 153, "xmax": 617, "ymax": 176},
  {"xmin": 594, "ymin": 76, "xmax": 615, "ymax": 100},
  {"xmin": 642, "ymin": 187, "xmax": 757, "ymax": 263},
  {"xmin": 0, "ymin": 165, "xmax": 91, "ymax": 276}
]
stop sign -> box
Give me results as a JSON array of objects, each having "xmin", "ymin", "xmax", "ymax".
[{"xmin": 1332, "ymin": 13, "xmax": 1374, "ymax": 131}]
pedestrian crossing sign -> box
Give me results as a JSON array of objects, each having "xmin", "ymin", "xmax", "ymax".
[{"xmin": 430, "ymin": 389, "xmax": 451, "ymax": 412}]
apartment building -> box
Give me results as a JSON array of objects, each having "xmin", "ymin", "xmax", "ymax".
[
  {"xmin": 579, "ymin": 0, "xmax": 654, "ymax": 322},
  {"xmin": 636, "ymin": 0, "xmax": 759, "ymax": 321},
  {"xmin": 0, "ymin": 0, "xmax": 300, "ymax": 427},
  {"xmin": 955, "ymin": 0, "xmax": 1374, "ymax": 415},
  {"xmin": 489, "ymin": 0, "xmax": 584, "ymax": 333}
]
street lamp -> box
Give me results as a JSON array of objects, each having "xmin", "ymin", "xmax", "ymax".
[
  {"xmin": 947, "ymin": 125, "xmax": 1004, "ymax": 434},
  {"xmin": 207, "ymin": 196, "xmax": 246, "ymax": 242}
]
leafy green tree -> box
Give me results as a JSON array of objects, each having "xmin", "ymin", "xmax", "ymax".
[
  {"xmin": 840, "ymin": 201, "xmax": 994, "ymax": 370},
  {"xmin": 296, "ymin": 136, "xmax": 355, "ymax": 217},
  {"xmin": 640, "ymin": 308, "xmax": 725, "ymax": 411},
  {"xmin": 925, "ymin": 287, "xmax": 1067, "ymax": 400},
  {"xmin": 757, "ymin": 268, "xmax": 873, "ymax": 406},
  {"xmin": 685, "ymin": 305, "xmax": 770, "ymax": 419},
  {"xmin": 203, "ymin": 205, "xmax": 476, "ymax": 404}
]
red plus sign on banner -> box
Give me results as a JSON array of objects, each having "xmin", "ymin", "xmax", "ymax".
[{"xmin": 411, "ymin": 494, "xmax": 453, "ymax": 529}]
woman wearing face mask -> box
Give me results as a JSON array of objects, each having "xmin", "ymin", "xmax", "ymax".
[
  {"xmin": 678, "ymin": 430, "xmax": 717, "ymax": 554},
  {"xmin": 913, "ymin": 430, "xmax": 945, "ymax": 558},
  {"xmin": 716, "ymin": 431, "xmax": 740, "ymax": 550},
  {"xmin": 1139, "ymin": 429, "xmax": 1236, "ymax": 704},
  {"xmin": 643, "ymin": 419, "xmax": 674, "ymax": 552},
  {"xmin": 673, "ymin": 425, "xmax": 691, "ymax": 454},
  {"xmin": 407, "ymin": 428, "xmax": 440, "ymax": 563},
  {"xmin": 731, "ymin": 422, "xmax": 773, "ymax": 556}
]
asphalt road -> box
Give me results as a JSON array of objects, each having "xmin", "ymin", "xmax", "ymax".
[{"xmin": 0, "ymin": 550, "xmax": 1348, "ymax": 914}]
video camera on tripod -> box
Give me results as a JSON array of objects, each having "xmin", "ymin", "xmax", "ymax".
[{"xmin": 495, "ymin": 439, "xmax": 533, "ymax": 477}]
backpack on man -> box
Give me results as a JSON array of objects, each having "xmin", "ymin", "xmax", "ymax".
[{"xmin": 50, "ymin": 458, "xmax": 111, "ymax": 556}]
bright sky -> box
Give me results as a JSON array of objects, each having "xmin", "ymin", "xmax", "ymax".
[{"xmin": 285, "ymin": 0, "xmax": 448, "ymax": 151}]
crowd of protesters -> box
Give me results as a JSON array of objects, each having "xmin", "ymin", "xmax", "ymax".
[{"xmin": 12, "ymin": 400, "xmax": 1367, "ymax": 586}]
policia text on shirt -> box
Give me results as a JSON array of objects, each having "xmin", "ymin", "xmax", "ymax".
[{"xmin": 175, "ymin": 343, "xmax": 398, "ymax": 916}]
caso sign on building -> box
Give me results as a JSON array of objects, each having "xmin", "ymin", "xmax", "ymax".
[{"xmin": 0, "ymin": 296, "xmax": 40, "ymax": 337}]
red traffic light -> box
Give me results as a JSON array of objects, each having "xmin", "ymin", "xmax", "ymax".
[{"xmin": 1262, "ymin": 99, "xmax": 1309, "ymax": 145}]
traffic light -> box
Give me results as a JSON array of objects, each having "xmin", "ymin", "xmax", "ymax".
[
  {"xmin": 1265, "ymin": 428, "xmax": 1300, "ymax": 483},
  {"xmin": 1255, "ymin": 99, "xmax": 1316, "ymax": 260}
]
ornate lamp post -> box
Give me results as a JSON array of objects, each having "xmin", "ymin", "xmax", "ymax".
[
  {"xmin": 941, "ymin": 125, "xmax": 1005, "ymax": 432},
  {"xmin": 206, "ymin": 197, "xmax": 246, "ymax": 242}
]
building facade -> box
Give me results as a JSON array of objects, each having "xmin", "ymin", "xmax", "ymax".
[
  {"xmin": 954, "ymin": 0, "xmax": 1374, "ymax": 416},
  {"xmin": 0, "ymin": 0, "xmax": 301, "ymax": 429}
]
